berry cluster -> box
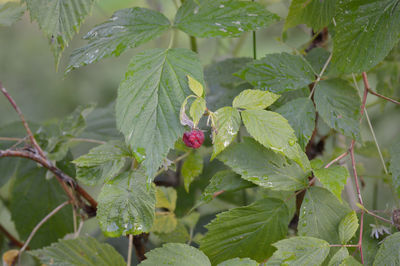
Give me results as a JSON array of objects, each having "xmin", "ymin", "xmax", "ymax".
[{"xmin": 182, "ymin": 130, "xmax": 204, "ymax": 148}]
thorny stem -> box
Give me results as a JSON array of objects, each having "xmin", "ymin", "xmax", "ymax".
[
  {"xmin": 367, "ymin": 88, "xmax": 400, "ymax": 105},
  {"xmin": 19, "ymin": 201, "xmax": 70, "ymax": 257},
  {"xmin": 308, "ymin": 53, "xmax": 332, "ymax": 99},
  {"xmin": 0, "ymin": 224, "xmax": 26, "ymax": 249}
]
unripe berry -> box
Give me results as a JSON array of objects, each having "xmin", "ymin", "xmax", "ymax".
[{"xmin": 182, "ymin": 130, "xmax": 204, "ymax": 149}]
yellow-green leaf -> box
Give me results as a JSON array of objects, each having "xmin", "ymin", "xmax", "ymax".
[{"xmin": 187, "ymin": 75, "xmax": 204, "ymax": 97}]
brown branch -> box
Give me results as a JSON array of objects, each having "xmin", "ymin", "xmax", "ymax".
[
  {"xmin": 19, "ymin": 201, "xmax": 70, "ymax": 255},
  {"xmin": 133, "ymin": 234, "xmax": 148, "ymax": 262},
  {"xmin": 0, "ymin": 84, "xmax": 98, "ymax": 218},
  {"xmin": 346, "ymin": 71, "xmax": 370, "ymax": 264},
  {"xmin": 367, "ymin": 88, "xmax": 400, "ymax": 105},
  {"xmin": 0, "ymin": 149, "xmax": 97, "ymax": 214},
  {"xmin": 0, "ymin": 224, "xmax": 26, "ymax": 249},
  {"xmin": 0, "ymin": 84, "xmax": 46, "ymax": 158}
]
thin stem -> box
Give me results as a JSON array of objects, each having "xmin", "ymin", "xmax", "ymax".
[
  {"xmin": 190, "ymin": 36, "xmax": 198, "ymax": 53},
  {"xmin": 308, "ymin": 53, "xmax": 332, "ymax": 99},
  {"xmin": 364, "ymin": 109, "xmax": 388, "ymax": 174},
  {"xmin": 343, "ymin": 71, "xmax": 370, "ymax": 264},
  {"xmin": 74, "ymin": 220, "xmax": 84, "ymax": 238},
  {"xmin": 362, "ymin": 207, "xmax": 393, "ymax": 225},
  {"xmin": 352, "ymin": 74, "xmax": 387, "ymax": 175},
  {"xmin": 127, "ymin": 234, "xmax": 133, "ymax": 266},
  {"xmin": 0, "ymin": 149, "xmax": 98, "ymax": 212},
  {"xmin": 19, "ymin": 201, "xmax": 70, "ymax": 255},
  {"xmin": 73, "ymin": 208, "xmax": 77, "ymax": 233},
  {"xmin": 70, "ymin": 138, "xmax": 106, "ymax": 145},
  {"xmin": 0, "ymin": 137, "xmax": 23, "ymax": 142},
  {"xmin": 252, "ymin": 0, "xmax": 256, "ymax": 59},
  {"xmin": 325, "ymin": 151, "xmax": 349, "ymax": 168},
  {"xmin": 0, "ymin": 224, "xmax": 25, "ymax": 248},
  {"xmin": 1, "ymin": 84, "xmax": 45, "ymax": 158},
  {"xmin": 329, "ymin": 244, "xmax": 359, "ymax": 247},
  {"xmin": 350, "ymin": 142, "xmax": 365, "ymax": 263},
  {"xmin": 168, "ymin": 29, "xmax": 175, "ymax": 49},
  {"xmin": 368, "ymin": 88, "xmax": 400, "ymax": 105},
  {"xmin": 155, "ymin": 152, "xmax": 190, "ymax": 176},
  {"xmin": 360, "ymin": 72, "xmax": 369, "ymax": 117}
]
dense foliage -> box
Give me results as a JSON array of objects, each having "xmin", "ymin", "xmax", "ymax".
[{"xmin": 1, "ymin": 0, "xmax": 400, "ymax": 265}]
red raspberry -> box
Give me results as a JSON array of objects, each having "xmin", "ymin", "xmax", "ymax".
[{"xmin": 182, "ymin": 130, "xmax": 204, "ymax": 149}]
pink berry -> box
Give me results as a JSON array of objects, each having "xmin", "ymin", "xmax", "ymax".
[{"xmin": 182, "ymin": 130, "xmax": 204, "ymax": 149}]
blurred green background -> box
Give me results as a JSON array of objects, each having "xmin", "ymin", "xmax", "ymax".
[{"xmin": 0, "ymin": 0, "xmax": 300, "ymax": 126}]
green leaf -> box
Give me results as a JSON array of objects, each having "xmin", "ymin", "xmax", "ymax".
[
  {"xmin": 200, "ymin": 198, "xmax": 289, "ymax": 264},
  {"xmin": 241, "ymin": 109, "xmax": 310, "ymax": 171},
  {"xmin": 156, "ymin": 186, "xmax": 177, "ymax": 211},
  {"xmin": 373, "ymin": 232, "xmax": 400, "ymax": 265},
  {"xmin": 235, "ymin": 53, "xmax": 315, "ymax": 94},
  {"xmin": 268, "ymin": 237, "xmax": 330, "ymax": 266},
  {"xmin": 205, "ymin": 58, "xmax": 252, "ymax": 110},
  {"xmin": 328, "ymin": 247, "xmax": 349, "ymax": 266},
  {"xmin": 390, "ymin": 141, "xmax": 400, "ymax": 197},
  {"xmin": 182, "ymin": 152, "xmax": 203, "ymax": 192},
  {"xmin": 73, "ymin": 141, "xmax": 129, "ymax": 186},
  {"xmin": 46, "ymin": 104, "xmax": 95, "ymax": 161},
  {"xmin": 116, "ymin": 48, "xmax": 204, "ymax": 180},
  {"xmin": 66, "ymin": 7, "xmax": 171, "ymax": 73},
  {"xmin": 232, "ymin": 89, "xmax": 280, "ymax": 110},
  {"xmin": 298, "ymin": 187, "xmax": 351, "ymax": 244},
  {"xmin": 276, "ymin": 97, "xmax": 316, "ymax": 150},
  {"xmin": 187, "ymin": 75, "xmax": 204, "ymax": 97},
  {"xmin": 30, "ymin": 236, "xmax": 125, "ymax": 266},
  {"xmin": 314, "ymin": 79, "xmax": 361, "ymax": 139},
  {"xmin": 23, "ymin": 0, "xmax": 96, "ymax": 68},
  {"xmin": 155, "ymin": 221, "xmax": 190, "ymax": 244},
  {"xmin": 285, "ymin": 0, "xmax": 336, "ymax": 31},
  {"xmin": 218, "ymin": 137, "xmax": 308, "ymax": 191},
  {"xmin": 0, "ymin": 2, "xmax": 25, "ymax": 27},
  {"xmin": 174, "ymin": 0, "xmax": 279, "ymax": 38},
  {"xmin": 96, "ymin": 170, "xmax": 156, "ymax": 237},
  {"xmin": 140, "ymin": 243, "xmax": 211, "ymax": 266},
  {"xmin": 313, "ymin": 165, "xmax": 349, "ymax": 202},
  {"xmin": 152, "ymin": 187, "xmax": 178, "ymax": 233},
  {"xmin": 200, "ymin": 170, "xmax": 254, "ymax": 204},
  {"xmin": 84, "ymin": 103, "xmax": 122, "ymax": 139},
  {"xmin": 218, "ymin": 258, "xmax": 258, "ymax": 266},
  {"xmin": 340, "ymin": 256, "xmax": 362, "ymax": 266},
  {"xmin": 211, "ymin": 107, "xmax": 241, "ymax": 159},
  {"xmin": 332, "ymin": 0, "xmax": 400, "ymax": 73},
  {"xmin": 152, "ymin": 212, "xmax": 178, "ymax": 234},
  {"xmin": 305, "ymin": 48, "xmax": 332, "ymax": 74},
  {"xmin": 339, "ymin": 211, "xmax": 359, "ymax": 244},
  {"xmin": 190, "ymin": 97, "xmax": 206, "ymax": 127},
  {"xmin": 10, "ymin": 166, "xmax": 73, "ymax": 248}
]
